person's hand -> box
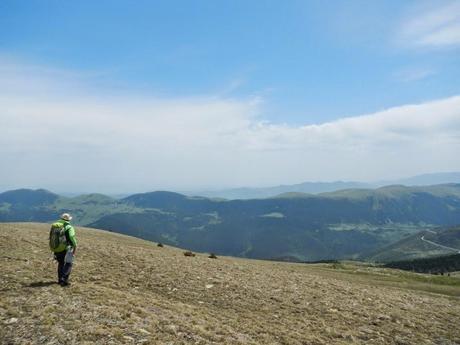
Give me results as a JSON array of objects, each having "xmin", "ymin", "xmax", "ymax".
[{"xmin": 72, "ymin": 249, "xmax": 77, "ymax": 256}]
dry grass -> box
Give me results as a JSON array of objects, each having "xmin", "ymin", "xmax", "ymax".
[{"xmin": 1, "ymin": 222, "xmax": 460, "ymax": 345}]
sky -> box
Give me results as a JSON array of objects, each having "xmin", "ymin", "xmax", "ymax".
[{"xmin": 1, "ymin": 0, "xmax": 460, "ymax": 193}]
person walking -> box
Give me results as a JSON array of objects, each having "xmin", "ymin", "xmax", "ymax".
[{"xmin": 49, "ymin": 213, "xmax": 77, "ymax": 286}]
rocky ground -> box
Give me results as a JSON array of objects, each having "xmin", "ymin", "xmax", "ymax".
[{"xmin": 1, "ymin": 222, "xmax": 459, "ymax": 345}]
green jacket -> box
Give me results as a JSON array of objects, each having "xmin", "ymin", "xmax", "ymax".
[{"xmin": 57, "ymin": 219, "xmax": 77, "ymax": 249}]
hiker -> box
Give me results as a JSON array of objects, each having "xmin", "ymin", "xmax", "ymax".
[{"xmin": 49, "ymin": 213, "xmax": 77, "ymax": 286}]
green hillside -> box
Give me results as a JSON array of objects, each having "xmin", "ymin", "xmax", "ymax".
[
  {"xmin": 53, "ymin": 194, "xmax": 142, "ymax": 225},
  {"xmin": 1, "ymin": 184, "xmax": 460, "ymax": 261},
  {"xmin": 0, "ymin": 189, "xmax": 59, "ymax": 222},
  {"xmin": 365, "ymin": 226, "xmax": 460, "ymax": 262}
]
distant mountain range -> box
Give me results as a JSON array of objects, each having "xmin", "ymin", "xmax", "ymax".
[
  {"xmin": 183, "ymin": 172, "xmax": 460, "ymax": 199},
  {"xmin": 1, "ymin": 183, "xmax": 460, "ymax": 261}
]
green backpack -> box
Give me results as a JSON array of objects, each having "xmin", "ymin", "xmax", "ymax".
[{"xmin": 49, "ymin": 222, "xmax": 68, "ymax": 253}]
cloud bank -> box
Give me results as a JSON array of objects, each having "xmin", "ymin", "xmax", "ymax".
[{"xmin": 1, "ymin": 59, "xmax": 459, "ymax": 192}]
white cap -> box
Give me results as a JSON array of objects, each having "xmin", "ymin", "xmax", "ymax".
[{"xmin": 61, "ymin": 213, "xmax": 72, "ymax": 221}]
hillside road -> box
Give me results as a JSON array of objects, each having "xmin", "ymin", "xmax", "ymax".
[{"xmin": 420, "ymin": 234, "xmax": 460, "ymax": 253}]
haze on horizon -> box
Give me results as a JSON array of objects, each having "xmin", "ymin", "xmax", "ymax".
[{"xmin": 1, "ymin": 1, "xmax": 459, "ymax": 194}]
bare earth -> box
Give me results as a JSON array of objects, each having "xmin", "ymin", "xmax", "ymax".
[{"xmin": 1, "ymin": 223, "xmax": 459, "ymax": 345}]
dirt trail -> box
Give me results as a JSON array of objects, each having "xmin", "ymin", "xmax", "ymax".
[{"xmin": 1, "ymin": 222, "xmax": 460, "ymax": 345}]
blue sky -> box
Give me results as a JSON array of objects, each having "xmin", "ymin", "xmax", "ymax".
[
  {"xmin": 2, "ymin": 0, "xmax": 459, "ymax": 123},
  {"xmin": 1, "ymin": 1, "xmax": 459, "ymax": 192}
]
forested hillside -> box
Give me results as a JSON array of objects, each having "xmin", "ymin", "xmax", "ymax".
[
  {"xmin": 385, "ymin": 254, "xmax": 460, "ymax": 274},
  {"xmin": 365, "ymin": 226, "xmax": 460, "ymax": 262},
  {"xmin": 1, "ymin": 184, "xmax": 460, "ymax": 261}
]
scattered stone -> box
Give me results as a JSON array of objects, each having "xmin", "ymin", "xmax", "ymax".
[
  {"xmin": 167, "ymin": 324, "xmax": 177, "ymax": 333},
  {"xmin": 394, "ymin": 336, "xmax": 410, "ymax": 345},
  {"xmin": 5, "ymin": 317, "xmax": 18, "ymax": 324},
  {"xmin": 377, "ymin": 314, "xmax": 391, "ymax": 321},
  {"xmin": 122, "ymin": 335, "xmax": 134, "ymax": 341},
  {"xmin": 205, "ymin": 284, "xmax": 214, "ymax": 289},
  {"xmin": 157, "ymin": 243, "xmax": 164, "ymax": 247},
  {"xmin": 208, "ymin": 253, "xmax": 218, "ymax": 259},
  {"xmin": 345, "ymin": 334, "xmax": 356, "ymax": 341},
  {"xmin": 138, "ymin": 328, "xmax": 151, "ymax": 335},
  {"xmin": 184, "ymin": 251, "xmax": 195, "ymax": 257}
]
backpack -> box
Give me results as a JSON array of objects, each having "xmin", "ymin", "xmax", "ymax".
[{"xmin": 49, "ymin": 222, "xmax": 68, "ymax": 253}]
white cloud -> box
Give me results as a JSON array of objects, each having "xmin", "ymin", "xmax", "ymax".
[
  {"xmin": 393, "ymin": 67, "xmax": 436, "ymax": 82},
  {"xmin": 1, "ymin": 59, "xmax": 460, "ymax": 192},
  {"xmin": 400, "ymin": 1, "xmax": 460, "ymax": 48}
]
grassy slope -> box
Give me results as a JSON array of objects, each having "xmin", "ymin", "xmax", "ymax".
[
  {"xmin": 366, "ymin": 226, "xmax": 460, "ymax": 262},
  {"xmin": 1, "ymin": 223, "xmax": 460, "ymax": 345},
  {"xmin": 51, "ymin": 194, "xmax": 143, "ymax": 225}
]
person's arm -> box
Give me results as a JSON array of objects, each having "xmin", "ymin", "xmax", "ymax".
[{"xmin": 66, "ymin": 225, "xmax": 78, "ymax": 254}]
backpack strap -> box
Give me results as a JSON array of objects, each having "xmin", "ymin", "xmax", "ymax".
[{"xmin": 63, "ymin": 223, "xmax": 72, "ymax": 245}]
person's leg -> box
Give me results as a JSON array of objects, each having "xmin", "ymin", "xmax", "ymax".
[
  {"xmin": 55, "ymin": 252, "xmax": 66, "ymax": 284},
  {"xmin": 61, "ymin": 261, "xmax": 73, "ymax": 284}
]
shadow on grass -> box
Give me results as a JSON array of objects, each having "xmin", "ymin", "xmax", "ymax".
[{"xmin": 26, "ymin": 281, "xmax": 57, "ymax": 288}]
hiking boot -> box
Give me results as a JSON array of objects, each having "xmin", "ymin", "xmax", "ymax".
[{"xmin": 59, "ymin": 281, "xmax": 70, "ymax": 287}]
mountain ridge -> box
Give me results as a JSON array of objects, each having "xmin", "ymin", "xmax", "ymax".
[
  {"xmin": 1, "ymin": 184, "xmax": 460, "ymax": 262},
  {"xmin": 182, "ymin": 172, "xmax": 460, "ymax": 200}
]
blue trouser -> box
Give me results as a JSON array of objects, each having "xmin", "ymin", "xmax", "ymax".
[{"xmin": 55, "ymin": 251, "xmax": 73, "ymax": 283}]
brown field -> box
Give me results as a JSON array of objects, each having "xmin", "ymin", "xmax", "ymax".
[{"xmin": 1, "ymin": 222, "xmax": 460, "ymax": 345}]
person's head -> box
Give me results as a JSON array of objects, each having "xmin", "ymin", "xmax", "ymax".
[{"xmin": 60, "ymin": 213, "xmax": 72, "ymax": 222}]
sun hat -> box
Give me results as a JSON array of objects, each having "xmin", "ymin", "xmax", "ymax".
[{"xmin": 61, "ymin": 213, "xmax": 72, "ymax": 221}]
